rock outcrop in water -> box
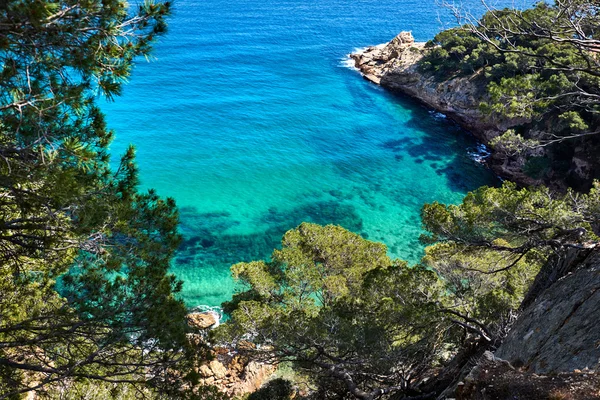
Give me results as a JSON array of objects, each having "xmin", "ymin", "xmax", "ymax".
[
  {"xmin": 350, "ymin": 32, "xmax": 539, "ymax": 187},
  {"xmin": 187, "ymin": 311, "xmax": 219, "ymax": 329}
]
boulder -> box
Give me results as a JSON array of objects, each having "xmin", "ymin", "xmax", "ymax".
[
  {"xmin": 187, "ymin": 312, "xmax": 218, "ymax": 330},
  {"xmin": 229, "ymin": 354, "xmax": 248, "ymax": 375},
  {"xmin": 198, "ymin": 364, "xmax": 213, "ymax": 377},
  {"xmin": 209, "ymin": 360, "xmax": 228, "ymax": 379}
]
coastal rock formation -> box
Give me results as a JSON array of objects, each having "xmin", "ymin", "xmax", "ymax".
[
  {"xmin": 185, "ymin": 312, "xmax": 276, "ymax": 397},
  {"xmin": 495, "ymin": 250, "xmax": 600, "ymax": 373},
  {"xmin": 196, "ymin": 352, "xmax": 277, "ymax": 397},
  {"xmin": 350, "ymin": 32, "xmax": 508, "ymax": 138},
  {"xmin": 187, "ymin": 311, "xmax": 218, "ymax": 329},
  {"xmin": 350, "ymin": 32, "xmax": 538, "ymax": 186}
]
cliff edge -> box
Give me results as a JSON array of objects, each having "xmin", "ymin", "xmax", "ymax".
[{"xmin": 350, "ymin": 32, "xmax": 540, "ymax": 187}]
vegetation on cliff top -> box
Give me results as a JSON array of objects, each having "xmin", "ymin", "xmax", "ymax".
[{"xmin": 420, "ymin": 1, "xmax": 600, "ymax": 189}]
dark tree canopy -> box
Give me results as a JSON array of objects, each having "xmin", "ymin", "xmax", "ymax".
[
  {"xmin": 217, "ymin": 223, "xmax": 456, "ymax": 400},
  {"xmin": 0, "ymin": 1, "xmax": 210, "ymax": 398}
]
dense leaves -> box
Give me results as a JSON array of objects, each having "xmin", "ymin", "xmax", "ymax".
[
  {"xmin": 217, "ymin": 223, "xmax": 450, "ymax": 400},
  {"xmin": 0, "ymin": 1, "xmax": 211, "ymax": 398},
  {"xmin": 421, "ymin": 181, "xmax": 600, "ymax": 314},
  {"xmin": 420, "ymin": 1, "xmax": 600, "ymax": 187}
]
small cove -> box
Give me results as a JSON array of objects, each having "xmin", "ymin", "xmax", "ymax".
[{"xmin": 101, "ymin": 0, "xmax": 515, "ymax": 307}]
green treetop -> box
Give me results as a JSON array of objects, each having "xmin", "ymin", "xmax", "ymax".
[
  {"xmin": 216, "ymin": 223, "xmax": 448, "ymax": 400},
  {"xmin": 0, "ymin": 1, "xmax": 213, "ymax": 398}
]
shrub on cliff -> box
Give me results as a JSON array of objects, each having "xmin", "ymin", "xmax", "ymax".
[
  {"xmin": 247, "ymin": 378, "xmax": 294, "ymax": 400},
  {"xmin": 421, "ymin": 180, "xmax": 600, "ymax": 309},
  {"xmin": 216, "ymin": 223, "xmax": 448, "ymax": 400},
  {"xmin": 221, "ymin": 181, "xmax": 600, "ymax": 399}
]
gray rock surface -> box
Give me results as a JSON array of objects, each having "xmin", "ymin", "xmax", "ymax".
[{"xmin": 495, "ymin": 251, "xmax": 600, "ymax": 373}]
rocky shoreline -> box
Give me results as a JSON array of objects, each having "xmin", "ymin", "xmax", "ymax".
[
  {"xmin": 186, "ymin": 311, "xmax": 277, "ymax": 397},
  {"xmin": 349, "ymin": 32, "xmax": 541, "ymax": 187}
]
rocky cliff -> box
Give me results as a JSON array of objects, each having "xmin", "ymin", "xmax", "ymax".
[
  {"xmin": 350, "ymin": 32, "xmax": 540, "ymax": 187},
  {"xmin": 434, "ymin": 249, "xmax": 600, "ymax": 399},
  {"xmin": 495, "ymin": 249, "xmax": 600, "ymax": 374}
]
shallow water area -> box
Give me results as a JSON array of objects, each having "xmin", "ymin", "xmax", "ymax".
[{"xmin": 102, "ymin": 0, "xmax": 515, "ymax": 307}]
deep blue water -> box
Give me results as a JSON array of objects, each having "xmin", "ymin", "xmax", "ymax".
[{"xmin": 101, "ymin": 0, "xmax": 519, "ymax": 307}]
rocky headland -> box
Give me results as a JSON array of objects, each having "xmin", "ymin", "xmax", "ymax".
[{"xmin": 350, "ymin": 32, "xmax": 547, "ymax": 188}]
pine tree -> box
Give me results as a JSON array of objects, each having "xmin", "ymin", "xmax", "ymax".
[{"xmin": 0, "ymin": 1, "xmax": 208, "ymax": 397}]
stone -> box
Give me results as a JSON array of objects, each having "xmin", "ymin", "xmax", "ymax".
[
  {"xmin": 237, "ymin": 340, "xmax": 256, "ymax": 351},
  {"xmin": 364, "ymin": 74, "xmax": 381, "ymax": 85},
  {"xmin": 199, "ymin": 364, "xmax": 213, "ymax": 377},
  {"xmin": 495, "ymin": 252, "xmax": 600, "ymax": 373},
  {"xmin": 213, "ymin": 346, "xmax": 229, "ymax": 355},
  {"xmin": 229, "ymin": 354, "xmax": 248, "ymax": 374},
  {"xmin": 209, "ymin": 360, "xmax": 228, "ymax": 379},
  {"xmin": 186, "ymin": 333, "xmax": 204, "ymax": 346},
  {"xmin": 187, "ymin": 312, "xmax": 217, "ymax": 330}
]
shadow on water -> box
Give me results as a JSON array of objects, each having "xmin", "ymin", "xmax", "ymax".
[
  {"xmin": 174, "ymin": 201, "xmax": 365, "ymax": 303},
  {"xmin": 178, "ymin": 200, "xmax": 363, "ymax": 260},
  {"xmin": 347, "ymin": 76, "xmax": 499, "ymax": 194}
]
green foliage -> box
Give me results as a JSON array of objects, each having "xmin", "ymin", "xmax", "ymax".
[
  {"xmin": 421, "ymin": 181, "xmax": 600, "ymax": 248},
  {"xmin": 420, "ymin": 181, "xmax": 600, "ymax": 322},
  {"xmin": 0, "ymin": 0, "xmax": 211, "ymax": 397},
  {"xmin": 419, "ymin": 27, "xmax": 498, "ymax": 79},
  {"xmin": 221, "ymin": 182, "xmax": 600, "ymax": 398},
  {"xmin": 423, "ymin": 241, "xmax": 543, "ymax": 327},
  {"xmin": 217, "ymin": 223, "xmax": 447, "ymax": 399}
]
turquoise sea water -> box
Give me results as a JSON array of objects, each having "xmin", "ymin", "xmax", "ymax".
[{"xmin": 102, "ymin": 0, "xmax": 513, "ymax": 307}]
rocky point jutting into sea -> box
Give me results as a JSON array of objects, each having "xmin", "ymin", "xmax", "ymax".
[{"xmin": 350, "ymin": 31, "xmax": 594, "ymax": 190}]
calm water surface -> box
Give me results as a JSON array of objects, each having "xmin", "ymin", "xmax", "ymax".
[{"xmin": 102, "ymin": 0, "xmax": 524, "ymax": 306}]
